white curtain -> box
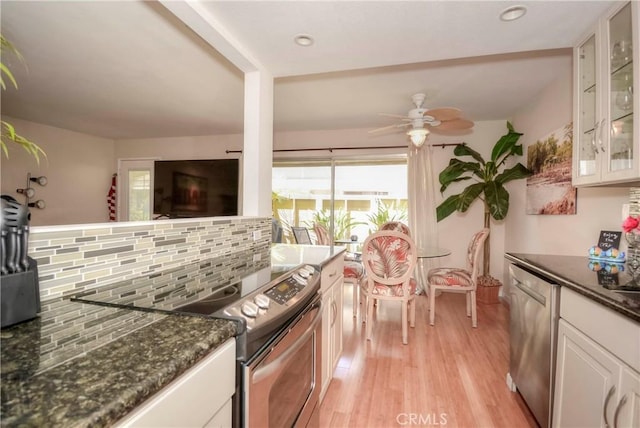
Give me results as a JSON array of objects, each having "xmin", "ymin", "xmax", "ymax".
[{"xmin": 407, "ymin": 142, "xmax": 439, "ymax": 292}]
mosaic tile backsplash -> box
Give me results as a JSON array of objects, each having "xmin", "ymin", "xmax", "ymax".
[{"xmin": 29, "ymin": 217, "xmax": 271, "ymax": 302}]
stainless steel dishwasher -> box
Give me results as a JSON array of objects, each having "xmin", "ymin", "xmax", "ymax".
[{"xmin": 507, "ymin": 263, "xmax": 560, "ymax": 428}]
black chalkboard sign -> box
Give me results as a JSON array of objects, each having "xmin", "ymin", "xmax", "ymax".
[
  {"xmin": 598, "ymin": 230, "xmax": 621, "ymax": 251},
  {"xmin": 597, "ymin": 269, "xmax": 619, "ymax": 286}
]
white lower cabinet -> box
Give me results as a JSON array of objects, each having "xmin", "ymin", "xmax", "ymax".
[
  {"xmin": 320, "ymin": 256, "xmax": 344, "ymax": 401},
  {"xmin": 116, "ymin": 338, "xmax": 236, "ymax": 428},
  {"xmin": 553, "ymin": 288, "xmax": 640, "ymax": 427}
]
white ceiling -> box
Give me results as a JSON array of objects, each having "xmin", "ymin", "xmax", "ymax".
[{"xmin": 0, "ymin": 1, "xmax": 616, "ymax": 140}]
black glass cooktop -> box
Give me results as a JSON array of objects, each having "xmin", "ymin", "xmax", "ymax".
[{"xmin": 72, "ymin": 254, "xmax": 293, "ymax": 316}]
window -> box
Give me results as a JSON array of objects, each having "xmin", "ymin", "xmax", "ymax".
[
  {"xmin": 273, "ymin": 158, "xmax": 407, "ymax": 244},
  {"xmin": 118, "ymin": 159, "xmax": 154, "ymax": 222}
]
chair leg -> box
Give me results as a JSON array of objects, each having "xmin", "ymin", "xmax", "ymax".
[
  {"xmin": 361, "ymin": 292, "xmax": 368, "ymax": 324},
  {"xmin": 401, "ymin": 300, "xmax": 408, "ymax": 345},
  {"xmin": 466, "ymin": 292, "xmax": 471, "ymax": 317},
  {"xmin": 366, "ymin": 296, "xmax": 374, "ymax": 340},
  {"xmin": 409, "ymin": 298, "xmax": 416, "ymax": 328},
  {"xmin": 471, "ymin": 290, "xmax": 478, "ymax": 328},
  {"xmin": 429, "ymin": 285, "xmax": 436, "ymax": 326},
  {"xmin": 352, "ymin": 279, "xmax": 358, "ymax": 318}
]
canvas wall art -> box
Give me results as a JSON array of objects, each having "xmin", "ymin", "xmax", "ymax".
[{"xmin": 526, "ymin": 123, "xmax": 577, "ymax": 215}]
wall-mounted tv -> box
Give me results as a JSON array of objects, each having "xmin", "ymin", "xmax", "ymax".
[{"xmin": 153, "ymin": 159, "xmax": 239, "ymax": 218}]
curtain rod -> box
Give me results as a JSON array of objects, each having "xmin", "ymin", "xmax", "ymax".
[{"xmin": 225, "ymin": 142, "xmax": 463, "ymax": 154}]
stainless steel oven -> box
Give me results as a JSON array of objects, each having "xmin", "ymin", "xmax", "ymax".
[
  {"xmin": 178, "ymin": 263, "xmax": 323, "ymax": 428},
  {"xmin": 244, "ymin": 293, "xmax": 321, "ymax": 428},
  {"xmin": 72, "ymin": 255, "xmax": 323, "ymax": 428}
]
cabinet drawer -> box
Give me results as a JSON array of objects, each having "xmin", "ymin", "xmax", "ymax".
[
  {"xmin": 321, "ymin": 257, "xmax": 344, "ymax": 292},
  {"xmin": 116, "ymin": 338, "xmax": 235, "ymax": 427},
  {"xmin": 561, "ymin": 287, "xmax": 640, "ymax": 372}
]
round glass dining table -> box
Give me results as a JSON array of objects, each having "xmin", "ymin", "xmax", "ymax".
[
  {"xmin": 417, "ymin": 246, "xmax": 451, "ymax": 259},
  {"xmin": 415, "ymin": 246, "xmax": 451, "ymax": 295}
]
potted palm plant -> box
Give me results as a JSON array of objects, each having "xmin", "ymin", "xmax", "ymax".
[{"xmin": 436, "ymin": 121, "xmax": 532, "ymax": 303}]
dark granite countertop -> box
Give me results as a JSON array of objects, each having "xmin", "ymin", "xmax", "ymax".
[
  {"xmin": 0, "ymin": 297, "xmax": 236, "ymax": 427},
  {"xmin": 505, "ymin": 253, "xmax": 640, "ymax": 323}
]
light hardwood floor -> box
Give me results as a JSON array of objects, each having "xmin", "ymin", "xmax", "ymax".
[{"xmin": 318, "ymin": 284, "xmax": 538, "ymax": 428}]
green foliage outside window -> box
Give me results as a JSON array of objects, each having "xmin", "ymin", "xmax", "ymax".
[
  {"xmin": 366, "ymin": 199, "xmax": 408, "ymax": 233},
  {"xmin": 306, "ymin": 209, "xmax": 365, "ymax": 241}
]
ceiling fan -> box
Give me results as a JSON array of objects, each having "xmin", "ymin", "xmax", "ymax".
[{"xmin": 370, "ymin": 93, "xmax": 474, "ymax": 147}]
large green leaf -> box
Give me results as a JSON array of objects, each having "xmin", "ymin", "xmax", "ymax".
[
  {"xmin": 495, "ymin": 163, "xmax": 533, "ymax": 184},
  {"xmin": 484, "ymin": 182, "xmax": 510, "ymax": 220},
  {"xmin": 439, "ymin": 176, "xmax": 471, "ymax": 193},
  {"xmin": 484, "ymin": 161, "xmax": 497, "ymax": 180},
  {"xmin": 436, "ymin": 183, "xmax": 484, "ymax": 221},
  {"xmin": 457, "ymin": 182, "xmax": 485, "ymax": 212},
  {"xmin": 491, "ymin": 130, "xmax": 523, "ymax": 163},
  {"xmin": 436, "ymin": 194, "xmax": 462, "ymax": 222},
  {"xmin": 453, "ymin": 143, "xmax": 486, "ymax": 165},
  {"xmin": 438, "ymin": 159, "xmax": 482, "ymax": 191}
]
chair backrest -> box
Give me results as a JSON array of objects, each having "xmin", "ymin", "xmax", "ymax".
[
  {"xmin": 271, "ymin": 218, "xmax": 283, "ymax": 243},
  {"xmin": 467, "ymin": 228, "xmax": 490, "ymax": 283},
  {"xmin": 291, "ymin": 226, "xmax": 312, "ymax": 244},
  {"xmin": 313, "ymin": 223, "xmax": 331, "ymax": 245},
  {"xmin": 361, "ymin": 230, "xmax": 417, "ymax": 286},
  {"xmin": 379, "ymin": 221, "xmax": 411, "ymax": 236}
]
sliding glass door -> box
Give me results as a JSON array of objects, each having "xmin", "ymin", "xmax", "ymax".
[{"xmin": 272, "ymin": 158, "xmax": 407, "ymax": 244}]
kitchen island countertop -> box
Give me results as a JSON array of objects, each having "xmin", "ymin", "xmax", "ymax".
[
  {"xmin": 1, "ymin": 245, "xmax": 344, "ymax": 427},
  {"xmin": 506, "ymin": 252, "xmax": 640, "ymax": 323},
  {"xmin": 0, "ymin": 297, "xmax": 236, "ymax": 427}
]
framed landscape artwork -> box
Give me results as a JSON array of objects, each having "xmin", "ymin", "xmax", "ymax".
[{"xmin": 526, "ymin": 122, "xmax": 577, "ymax": 215}]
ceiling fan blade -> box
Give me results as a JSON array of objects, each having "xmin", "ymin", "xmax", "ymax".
[
  {"xmin": 424, "ymin": 107, "xmax": 462, "ymax": 122},
  {"xmin": 368, "ymin": 123, "xmax": 411, "ymax": 134},
  {"xmin": 434, "ymin": 118, "xmax": 474, "ymax": 131},
  {"xmin": 427, "ymin": 119, "xmax": 474, "ymax": 134},
  {"xmin": 379, "ymin": 113, "xmax": 410, "ymax": 120}
]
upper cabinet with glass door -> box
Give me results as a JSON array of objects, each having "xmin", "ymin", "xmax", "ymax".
[{"xmin": 573, "ymin": 1, "xmax": 639, "ymax": 186}]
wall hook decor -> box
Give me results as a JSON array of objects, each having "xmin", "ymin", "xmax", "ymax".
[{"xmin": 16, "ymin": 173, "xmax": 47, "ymax": 210}]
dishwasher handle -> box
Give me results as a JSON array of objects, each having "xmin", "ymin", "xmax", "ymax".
[{"xmin": 511, "ymin": 277, "xmax": 547, "ymax": 306}]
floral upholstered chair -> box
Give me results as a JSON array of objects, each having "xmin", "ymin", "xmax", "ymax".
[
  {"xmin": 379, "ymin": 221, "xmax": 411, "ymax": 236},
  {"xmin": 360, "ymin": 230, "xmax": 417, "ymax": 344},
  {"xmin": 313, "ymin": 223, "xmax": 364, "ymax": 317},
  {"xmin": 426, "ymin": 228, "xmax": 489, "ymax": 328}
]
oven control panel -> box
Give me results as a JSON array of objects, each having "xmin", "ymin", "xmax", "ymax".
[{"xmin": 225, "ymin": 265, "xmax": 318, "ymax": 330}]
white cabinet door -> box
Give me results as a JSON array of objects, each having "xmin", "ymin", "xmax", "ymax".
[
  {"xmin": 573, "ymin": 1, "xmax": 639, "ymax": 186},
  {"xmin": 331, "ymin": 278, "xmax": 344, "ymax": 374},
  {"xmin": 319, "ymin": 256, "xmax": 344, "ymax": 401},
  {"xmin": 553, "ymin": 319, "xmax": 621, "ymax": 428},
  {"xmin": 116, "ymin": 339, "xmax": 235, "ymax": 428},
  {"xmin": 616, "ymin": 367, "xmax": 640, "ymax": 428},
  {"xmin": 320, "ymin": 288, "xmax": 333, "ymax": 400}
]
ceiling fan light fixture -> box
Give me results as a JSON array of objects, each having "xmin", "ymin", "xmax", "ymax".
[
  {"xmin": 294, "ymin": 34, "xmax": 314, "ymax": 47},
  {"xmin": 407, "ymin": 128, "xmax": 429, "ymax": 147},
  {"xmin": 499, "ymin": 5, "xmax": 527, "ymax": 22}
]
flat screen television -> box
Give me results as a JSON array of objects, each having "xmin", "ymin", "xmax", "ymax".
[{"xmin": 153, "ymin": 159, "xmax": 239, "ymax": 218}]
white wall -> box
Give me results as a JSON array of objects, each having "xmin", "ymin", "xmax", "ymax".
[
  {"xmin": 508, "ymin": 69, "xmax": 630, "ymax": 275},
  {"xmin": 1, "ymin": 117, "xmax": 116, "ymax": 226},
  {"xmin": 114, "ymin": 134, "xmax": 242, "ymax": 159}
]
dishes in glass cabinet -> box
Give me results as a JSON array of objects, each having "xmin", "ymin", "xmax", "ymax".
[
  {"xmin": 616, "ymin": 86, "xmax": 634, "ymax": 111},
  {"xmin": 611, "ymin": 40, "xmax": 632, "ymax": 69}
]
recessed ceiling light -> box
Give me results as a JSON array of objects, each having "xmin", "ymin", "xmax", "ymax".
[
  {"xmin": 294, "ymin": 34, "xmax": 314, "ymax": 47},
  {"xmin": 499, "ymin": 5, "xmax": 527, "ymax": 22}
]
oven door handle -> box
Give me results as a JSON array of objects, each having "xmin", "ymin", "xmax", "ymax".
[{"xmin": 252, "ymin": 301, "xmax": 322, "ymax": 384}]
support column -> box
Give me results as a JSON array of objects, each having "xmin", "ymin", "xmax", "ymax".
[{"xmin": 242, "ymin": 70, "xmax": 273, "ymax": 216}]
